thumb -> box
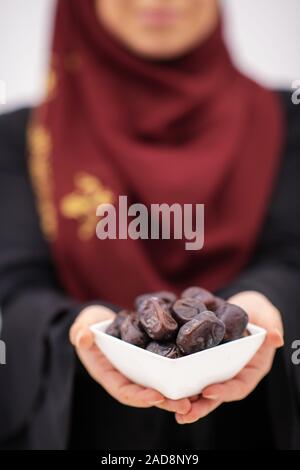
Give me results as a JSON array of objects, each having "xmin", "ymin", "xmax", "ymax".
[
  {"xmin": 69, "ymin": 305, "xmax": 115, "ymax": 345},
  {"xmin": 75, "ymin": 329, "xmax": 94, "ymax": 350},
  {"xmin": 265, "ymin": 329, "xmax": 284, "ymax": 349}
]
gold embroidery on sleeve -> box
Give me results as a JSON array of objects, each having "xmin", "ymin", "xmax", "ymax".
[
  {"xmin": 28, "ymin": 125, "xmax": 58, "ymax": 241},
  {"xmin": 45, "ymin": 54, "xmax": 59, "ymax": 101}
]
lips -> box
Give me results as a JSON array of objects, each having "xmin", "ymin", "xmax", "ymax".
[{"xmin": 139, "ymin": 8, "xmax": 181, "ymax": 27}]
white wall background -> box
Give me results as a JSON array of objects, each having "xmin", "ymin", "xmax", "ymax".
[{"xmin": 0, "ymin": 0, "xmax": 300, "ymax": 113}]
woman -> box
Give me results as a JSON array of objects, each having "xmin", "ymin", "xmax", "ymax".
[{"xmin": 0, "ymin": 0, "xmax": 299, "ymax": 450}]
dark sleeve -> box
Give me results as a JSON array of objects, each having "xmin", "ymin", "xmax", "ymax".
[
  {"xmin": 220, "ymin": 92, "xmax": 300, "ymax": 329},
  {"xmin": 219, "ymin": 91, "xmax": 300, "ymax": 448},
  {"xmin": 221, "ymin": 93, "xmax": 300, "ymax": 305},
  {"xmin": 0, "ymin": 109, "xmax": 117, "ymax": 449}
]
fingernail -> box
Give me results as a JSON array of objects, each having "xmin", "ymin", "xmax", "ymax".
[
  {"xmin": 149, "ymin": 399, "xmax": 165, "ymax": 405},
  {"xmin": 177, "ymin": 409, "xmax": 190, "ymax": 415},
  {"xmin": 273, "ymin": 329, "xmax": 284, "ymax": 347},
  {"xmin": 176, "ymin": 415, "xmax": 186, "ymax": 425},
  {"xmin": 203, "ymin": 394, "xmax": 219, "ymax": 400},
  {"xmin": 277, "ymin": 330, "xmax": 284, "ymax": 342},
  {"xmin": 76, "ymin": 331, "xmax": 84, "ymax": 347},
  {"xmin": 189, "ymin": 395, "xmax": 199, "ymax": 402}
]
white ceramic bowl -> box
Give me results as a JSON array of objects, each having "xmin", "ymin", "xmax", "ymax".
[{"xmin": 90, "ymin": 320, "xmax": 266, "ymax": 400}]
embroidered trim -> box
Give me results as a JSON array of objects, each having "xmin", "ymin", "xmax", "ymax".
[{"xmin": 27, "ymin": 124, "xmax": 58, "ymax": 241}]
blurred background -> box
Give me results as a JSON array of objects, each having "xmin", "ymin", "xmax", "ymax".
[{"xmin": 0, "ymin": 0, "xmax": 300, "ymax": 113}]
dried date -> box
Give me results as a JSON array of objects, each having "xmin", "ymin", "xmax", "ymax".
[
  {"xmin": 139, "ymin": 298, "xmax": 178, "ymax": 341},
  {"xmin": 176, "ymin": 311, "xmax": 225, "ymax": 355},
  {"xmin": 215, "ymin": 303, "xmax": 248, "ymax": 341}
]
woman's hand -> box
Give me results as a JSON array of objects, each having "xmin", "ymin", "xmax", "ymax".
[
  {"xmin": 69, "ymin": 305, "xmax": 192, "ymax": 415},
  {"xmin": 175, "ymin": 291, "xmax": 284, "ymax": 425}
]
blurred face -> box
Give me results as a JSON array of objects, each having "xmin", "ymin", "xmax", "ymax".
[{"xmin": 96, "ymin": 0, "xmax": 219, "ymax": 59}]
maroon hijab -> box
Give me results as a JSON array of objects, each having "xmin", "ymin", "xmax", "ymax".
[{"xmin": 28, "ymin": 0, "xmax": 284, "ymax": 308}]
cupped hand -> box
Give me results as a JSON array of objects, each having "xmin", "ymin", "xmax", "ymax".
[
  {"xmin": 175, "ymin": 291, "xmax": 284, "ymax": 425},
  {"xmin": 69, "ymin": 305, "xmax": 192, "ymax": 415}
]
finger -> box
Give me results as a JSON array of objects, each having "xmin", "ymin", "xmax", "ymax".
[
  {"xmin": 227, "ymin": 293, "xmax": 283, "ymax": 337},
  {"xmin": 117, "ymin": 383, "xmax": 165, "ymax": 407},
  {"xmin": 77, "ymin": 346, "xmax": 166, "ymax": 407},
  {"xmin": 69, "ymin": 319, "xmax": 93, "ymax": 345},
  {"xmin": 202, "ymin": 356, "xmax": 272, "ymax": 402},
  {"xmin": 95, "ymin": 359, "xmax": 165, "ymax": 407},
  {"xmin": 75, "ymin": 329, "xmax": 95, "ymax": 350},
  {"xmin": 203, "ymin": 377, "xmax": 251, "ymax": 402},
  {"xmin": 201, "ymin": 328, "xmax": 281, "ymax": 403},
  {"xmin": 69, "ymin": 321, "xmax": 80, "ymax": 345},
  {"xmin": 70, "ymin": 306, "xmax": 115, "ymax": 344},
  {"xmin": 71, "ymin": 306, "xmax": 115, "ymax": 334},
  {"xmin": 265, "ymin": 329, "xmax": 284, "ymax": 348},
  {"xmin": 156, "ymin": 398, "xmax": 192, "ymax": 415},
  {"xmin": 189, "ymin": 395, "xmax": 199, "ymax": 403},
  {"xmin": 175, "ymin": 398, "xmax": 221, "ymax": 424}
]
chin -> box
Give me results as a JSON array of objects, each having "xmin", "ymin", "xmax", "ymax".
[{"xmin": 127, "ymin": 39, "xmax": 194, "ymax": 61}]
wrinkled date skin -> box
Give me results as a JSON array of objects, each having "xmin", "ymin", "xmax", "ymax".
[
  {"xmin": 146, "ymin": 341, "xmax": 181, "ymax": 359},
  {"xmin": 172, "ymin": 297, "xmax": 206, "ymax": 325},
  {"xmin": 211, "ymin": 296, "xmax": 226, "ymax": 312},
  {"xmin": 215, "ymin": 303, "xmax": 248, "ymax": 341},
  {"xmin": 176, "ymin": 311, "xmax": 225, "ymax": 355},
  {"xmin": 138, "ymin": 298, "xmax": 178, "ymax": 341},
  {"xmin": 120, "ymin": 313, "xmax": 149, "ymax": 348},
  {"xmin": 181, "ymin": 286, "xmax": 218, "ymax": 311},
  {"xmin": 105, "ymin": 286, "xmax": 249, "ymax": 359},
  {"xmin": 135, "ymin": 291, "xmax": 177, "ymax": 311},
  {"xmin": 106, "ymin": 310, "xmax": 130, "ymax": 338}
]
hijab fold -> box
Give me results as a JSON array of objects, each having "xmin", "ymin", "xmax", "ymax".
[{"xmin": 29, "ymin": 0, "xmax": 284, "ymax": 308}]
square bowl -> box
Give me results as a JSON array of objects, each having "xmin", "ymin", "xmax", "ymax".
[{"xmin": 90, "ymin": 320, "xmax": 266, "ymax": 400}]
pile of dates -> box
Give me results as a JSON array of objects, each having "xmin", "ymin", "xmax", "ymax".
[{"xmin": 106, "ymin": 287, "xmax": 249, "ymax": 358}]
